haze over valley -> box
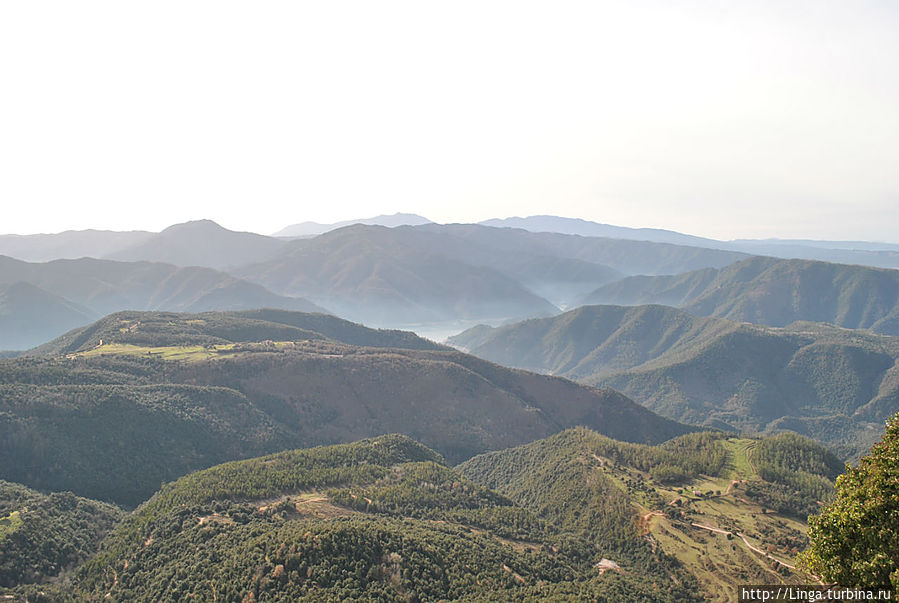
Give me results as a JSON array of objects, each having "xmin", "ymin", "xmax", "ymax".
[
  {"xmin": 3, "ymin": 0, "xmax": 899, "ymax": 598},
  {"xmin": 1, "ymin": 213, "xmax": 898, "ymax": 599}
]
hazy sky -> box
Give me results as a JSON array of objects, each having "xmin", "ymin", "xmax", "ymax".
[{"xmin": 2, "ymin": 1, "xmax": 897, "ymax": 241}]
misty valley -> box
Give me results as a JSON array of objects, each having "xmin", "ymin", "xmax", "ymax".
[{"xmin": 1, "ymin": 217, "xmax": 897, "ymax": 601}]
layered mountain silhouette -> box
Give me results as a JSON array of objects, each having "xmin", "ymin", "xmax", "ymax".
[
  {"xmin": 0, "ymin": 282, "xmax": 98, "ymax": 351},
  {"xmin": 0, "ymin": 255, "xmax": 324, "ymax": 349},
  {"xmin": 450, "ymin": 304, "xmax": 899, "ymax": 460},
  {"xmin": 234, "ymin": 223, "xmax": 749, "ymax": 324},
  {"xmin": 480, "ymin": 215, "xmax": 715, "ymax": 246},
  {"xmin": 104, "ymin": 220, "xmax": 287, "ymax": 270},
  {"xmin": 482, "ymin": 215, "xmax": 899, "ymax": 269},
  {"xmin": 0, "ymin": 229, "xmax": 153, "ymax": 263},
  {"xmin": 274, "ymin": 212, "xmax": 432, "ymax": 237}
]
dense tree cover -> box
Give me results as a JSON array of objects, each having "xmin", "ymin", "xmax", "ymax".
[
  {"xmin": 460, "ymin": 428, "xmax": 729, "ymax": 493},
  {"xmin": 71, "ymin": 435, "xmax": 686, "ymax": 602},
  {"xmin": 585, "ymin": 256, "xmax": 899, "ymax": 335},
  {"xmin": 0, "ymin": 481, "xmax": 123, "ymax": 588},
  {"xmin": 800, "ymin": 414, "xmax": 899, "ymax": 590},
  {"xmin": 456, "ymin": 427, "xmax": 850, "ymax": 599},
  {"xmin": 743, "ymin": 433, "xmax": 843, "ymax": 517},
  {"xmin": 0, "ymin": 382, "xmax": 291, "ymax": 506},
  {"xmin": 1, "ymin": 325, "xmax": 689, "ymax": 505},
  {"xmin": 451, "ymin": 303, "xmax": 899, "ymax": 462},
  {"xmin": 0, "ymin": 427, "xmax": 846, "ymax": 601},
  {"xmin": 457, "ymin": 427, "xmax": 712, "ymax": 600}
]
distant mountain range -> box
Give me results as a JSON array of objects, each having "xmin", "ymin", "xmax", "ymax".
[
  {"xmin": 234, "ymin": 223, "xmax": 748, "ymax": 325},
  {"xmin": 584, "ymin": 256, "xmax": 899, "ymax": 335},
  {"xmin": 274, "ymin": 212, "xmax": 432, "ymax": 237},
  {"xmin": 2, "ymin": 215, "xmax": 898, "ymax": 347},
  {"xmin": 449, "ymin": 304, "xmax": 899, "ymax": 460},
  {"xmin": 481, "ymin": 215, "xmax": 899, "ymax": 269},
  {"xmin": 0, "ymin": 229, "xmax": 153, "ymax": 263},
  {"xmin": 480, "ymin": 215, "xmax": 715, "ymax": 247},
  {"xmin": 4, "ymin": 214, "xmax": 898, "ymax": 270},
  {"xmin": 104, "ymin": 219, "xmax": 287, "ymax": 270},
  {"xmin": 0, "ymin": 255, "xmax": 324, "ymax": 350},
  {"xmin": 0, "ymin": 282, "xmax": 98, "ymax": 351}
]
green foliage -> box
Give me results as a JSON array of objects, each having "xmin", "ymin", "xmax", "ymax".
[
  {"xmin": 587, "ymin": 256, "xmax": 899, "ymax": 335},
  {"xmin": 0, "ymin": 382, "xmax": 291, "ymax": 506},
  {"xmin": 73, "ymin": 434, "xmax": 689, "ymax": 602},
  {"xmin": 451, "ymin": 300, "xmax": 899, "ymax": 462},
  {"xmin": 801, "ymin": 414, "xmax": 899, "ymax": 590},
  {"xmin": 743, "ymin": 432, "xmax": 843, "ymax": 517},
  {"xmin": 0, "ymin": 481, "xmax": 123, "ymax": 588},
  {"xmin": 458, "ymin": 427, "xmax": 714, "ymax": 599},
  {"xmin": 1, "ymin": 318, "xmax": 689, "ymax": 506}
]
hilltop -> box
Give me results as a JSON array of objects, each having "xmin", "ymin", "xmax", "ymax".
[{"xmin": 103, "ymin": 219, "xmax": 287, "ymax": 270}]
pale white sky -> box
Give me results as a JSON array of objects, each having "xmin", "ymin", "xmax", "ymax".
[{"xmin": 1, "ymin": 1, "xmax": 897, "ymax": 241}]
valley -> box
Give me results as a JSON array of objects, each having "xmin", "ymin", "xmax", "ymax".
[{"xmin": 0, "ymin": 219, "xmax": 896, "ymax": 600}]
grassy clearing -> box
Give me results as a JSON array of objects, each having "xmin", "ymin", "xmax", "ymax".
[
  {"xmin": 0, "ymin": 510, "xmax": 23, "ymax": 542},
  {"xmin": 721, "ymin": 439, "xmax": 758, "ymax": 480},
  {"xmin": 587, "ymin": 437, "xmax": 813, "ymax": 601},
  {"xmin": 77, "ymin": 341, "xmax": 298, "ymax": 362}
]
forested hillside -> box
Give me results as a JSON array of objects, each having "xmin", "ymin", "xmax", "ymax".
[
  {"xmin": 584, "ymin": 257, "xmax": 899, "ymax": 335},
  {"xmin": 66, "ymin": 435, "xmax": 696, "ymax": 601},
  {"xmin": 450, "ymin": 305, "xmax": 899, "ymax": 461},
  {"xmin": 459, "ymin": 427, "xmax": 840, "ymax": 601},
  {"xmin": 1, "ymin": 311, "xmax": 690, "ymax": 507},
  {"xmin": 0, "ymin": 481, "xmax": 123, "ymax": 588}
]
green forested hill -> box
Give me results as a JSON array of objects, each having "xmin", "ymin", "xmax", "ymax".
[
  {"xmin": 30, "ymin": 308, "xmax": 443, "ymax": 356},
  {"xmin": 67, "ymin": 435, "xmax": 693, "ymax": 602},
  {"xmin": 448, "ymin": 304, "xmax": 732, "ymax": 377},
  {"xmin": 584, "ymin": 257, "xmax": 899, "ymax": 335},
  {"xmin": 0, "ymin": 430, "xmax": 844, "ymax": 601},
  {"xmin": 0, "ymin": 383, "xmax": 293, "ymax": 506},
  {"xmin": 449, "ymin": 305, "xmax": 899, "ymax": 461},
  {"xmin": 458, "ymin": 427, "xmax": 841, "ymax": 602},
  {"xmin": 0, "ymin": 480, "xmax": 123, "ymax": 588},
  {"xmin": 1, "ymin": 311, "xmax": 690, "ymax": 507}
]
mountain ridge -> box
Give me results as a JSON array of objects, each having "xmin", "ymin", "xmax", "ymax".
[
  {"xmin": 585, "ymin": 256, "xmax": 899, "ymax": 335},
  {"xmin": 449, "ymin": 304, "xmax": 899, "ymax": 460}
]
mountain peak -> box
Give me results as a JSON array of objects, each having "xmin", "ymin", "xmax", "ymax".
[{"xmin": 160, "ymin": 219, "xmax": 227, "ymax": 234}]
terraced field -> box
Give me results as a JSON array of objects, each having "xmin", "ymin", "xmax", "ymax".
[{"xmin": 603, "ymin": 438, "xmax": 815, "ymax": 602}]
